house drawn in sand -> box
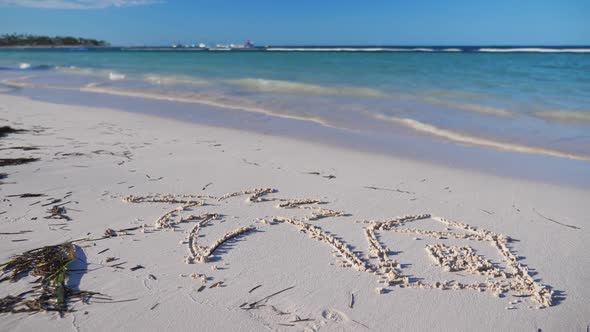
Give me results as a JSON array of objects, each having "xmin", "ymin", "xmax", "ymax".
[{"xmin": 123, "ymin": 187, "xmax": 554, "ymax": 309}]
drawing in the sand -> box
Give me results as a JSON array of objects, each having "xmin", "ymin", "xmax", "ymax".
[{"xmin": 123, "ymin": 187, "xmax": 554, "ymax": 309}]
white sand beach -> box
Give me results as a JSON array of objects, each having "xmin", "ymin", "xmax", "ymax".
[{"xmin": 0, "ymin": 94, "xmax": 588, "ymax": 331}]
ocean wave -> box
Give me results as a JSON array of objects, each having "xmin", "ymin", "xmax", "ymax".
[
  {"xmin": 1, "ymin": 77, "xmax": 32, "ymax": 88},
  {"xmin": 373, "ymin": 113, "xmax": 590, "ymax": 161},
  {"xmin": 80, "ymin": 85, "xmax": 339, "ymax": 129},
  {"xmin": 425, "ymin": 98, "xmax": 513, "ymax": 117},
  {"xmin": 224, "ymin": 78, "xmax": 386, "ymax": 97},
  {"xmin": 478, "ymin": 48, "xmax": 590, "ymax": 53},
  {"xmin": 533, "ymin": 110, "xmax": 590, "ymax": 124},
  {"xmin": 109, "ymin": 72, "xmax": 126, "ymax": 81},
  {"xmin": 56, "ymin": 65, "xmax": 89, "ymax": 74},
  {"xmin": 16, "ymin": 63, "xmax": 52, "ymax": 70},
  {"xmin": 143, "ymin": 74, "xmax": 209, "ymax": 86},
  {"xmin": 266, "ymin": 47, "xmax": 440, "ymax": 52},
  {"xmin": 56, "ymin": 66, "xmax": 128, "ymax": 81},
  {"xmin": 0, "ymin": 77, "xmax": 81, "ymax": 91}
]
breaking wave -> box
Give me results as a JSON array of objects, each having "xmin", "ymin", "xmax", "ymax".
[
  {"xmin": 142, "ymin": 74, "xmax": 210, "ymax": 86},
  {"xmin": 266, "ymin": 47, "xmax": 438, "ymax": 52},
  {"xmin": 224, "ymin": 78, "xmax": 386, "ymax": 97},
  {"xmin": 80, "ymin": 85, "xmax": 338, "ymax": 129},
  {"xmin": 425, "ymin": 99, "xmax": 513, "ymax": 117},
  {"xmin": 478, "ymin": 48, "xmax": 590, "ymax": 53},
  {"xmin": 109, "ymin": 72, "xmax": 126, "ymax": 81},
  {"xmin": 533, "ymin": 110, "xmax": 590, "ymax": 124},
  {"xmin": 373, "ymin": 113, "xmax": 590, "ymax": 161}
]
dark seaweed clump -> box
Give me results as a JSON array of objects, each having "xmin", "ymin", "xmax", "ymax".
[
  {"xmin": 0, "ymin": 242, "xmax": 106, "ymax": 314},
  {"xmin": 0, "ymin": 126, "xmax": 25, "ymax": 138}
]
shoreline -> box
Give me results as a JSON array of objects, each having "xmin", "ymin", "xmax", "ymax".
[
  {"xmin": 0, "ymin": 93, "xmax": 588, "ymax": 331},
  {"xmin": 4, "ymin": 83, "xmax": 589, "ymax": 190}
]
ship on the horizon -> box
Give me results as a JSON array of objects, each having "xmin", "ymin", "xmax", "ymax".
[
  {"xmin": 209, "ymin": 40, "xmax": 260, "ymax": 51},
  {"xmin": 171, "ymin": 42, "xmax": 208, "ymax": 49},
  {"xmin": 171, "ymin": 40, "xmax": 262, "ymax": 51},
  {"xmin": 230, "ymin": 40, "xmax": 255, "ymax": 49}
]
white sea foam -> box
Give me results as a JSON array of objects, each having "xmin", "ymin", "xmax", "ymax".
[
  {"xmin": 478, "ymin": 48, "xmax": 590, "ymax": 53},
  {"xmin": 55, "ymin": 66, "xmax": 112, "ymax": 78},
  {"xmin": 225, "ymin": 78, "xmax": 386, "ymax": 97},
  {"xmin": 441, "ymin": 48, "xmax": 462, "ymax": 52},
  {"xmin": 266, "ymin": 47, "xmax": 440, "ymax": 52},
  {"xmin": 80, "ymin": 85, "xmax": 341, "ymax": 130},
  {"xmin": 109, "ymin": 72, "xmax": 126, "ymax": 81},
  {"xmin": 425, "ymin": 98, "xmax": 513, "ymax": 117},
  {"xmin": 143, "ymin": 74, "xmax": 209, "ymax": 86},
  {"xmin": 18, "ymin": 63, "xmax": 31, "ymax": 69},
  {"xmin": 56, "ymin": 66, "xmax": 129, "ymax": 81},
  {"xmin": 533, "ymin": 110, "xmax": 590, "ymax": 124},
  {"xmin": 373, "ymin": 113, "xmax": 590, "ymax": 161}
]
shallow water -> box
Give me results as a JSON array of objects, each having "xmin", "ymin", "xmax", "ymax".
[{"xmin": 1, "ymin": 48, "xmax": 589, "ymax": 187}]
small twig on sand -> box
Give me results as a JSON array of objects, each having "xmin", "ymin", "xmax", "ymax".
[
  {"xmin": 364, "ymin": 186, "xmax": 414, "ymax": 195},
  {"xmin": 249, "ymin": 284, "xmax": 262, "ymax": 293},
  {"xmin": 0, "ymin": 230, "xmax": 32, "ymax": 235},
  {"xmin": 242, "ymin": 159, "xmax": 260, "ymax": 167},
  {"xmin": 209, "ymin": 281, "xmax": 224, "ymax": 288},
  {"xmin": 270, "ymin": 305, "xmax": 290, "ymax": 315},
  {"xmin": 352, "ymin": 319, "xmax": 370, "ymax": 329},
  {"xmin": 349, "ymin": 293, "xmax": 355, "ymax": 309},
  {"xmin": 533, "ymin": 208, "xmax": 580, "ymax": 230},
  {"xmin": 41, "ymin": 199, "xmax": 62, "ymax": 207},
  {"xmin": 6, "ymin": 193, "xmax": 46, "ymax": 198},
  {"xmin": 242, "ymin": 286, "xmax": 295, "ymax": 310},
  {"xmin": 92, "ymin": 298, "xmax": 137, "ymax": 304}
]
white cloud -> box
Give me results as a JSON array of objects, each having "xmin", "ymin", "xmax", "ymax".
[{"xmin": 0, "ymin": 0, "xmax": 163, "ymax": 9}]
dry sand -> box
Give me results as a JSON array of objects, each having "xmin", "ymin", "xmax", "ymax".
[{"xmin": 0, "ymin": 94, "xmax": 588, "ymax": 331}]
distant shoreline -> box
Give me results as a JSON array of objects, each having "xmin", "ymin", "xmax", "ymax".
[
  {"xmin": 1, "ymin": 45, "xmax": 589, "ymax": 53},
  {"xmin": 0, "ymin": 45, "xmax": 107, "ymax": 49}
]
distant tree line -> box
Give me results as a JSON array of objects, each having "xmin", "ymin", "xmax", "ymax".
[{"xmin": 0, "ymin": 34, "xmax": 108, "ymax": 47}]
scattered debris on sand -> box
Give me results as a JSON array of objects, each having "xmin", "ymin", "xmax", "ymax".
[
  {"xmin": 44, "ymin": 206, "xmax": 70, "ymax": 221},
  {"xmin": 0, "ymin": 158, "xmax": 39, "ymax": 167}
]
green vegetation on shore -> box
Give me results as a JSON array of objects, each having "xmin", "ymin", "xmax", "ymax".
[{"xmin": 0, "ymin": 34, "xmax": 108, "ymax": 47}]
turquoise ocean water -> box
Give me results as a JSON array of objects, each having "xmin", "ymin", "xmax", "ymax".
[{"xmin": 1, "ymin": 47, "xmax": 589, "ymax": 185}]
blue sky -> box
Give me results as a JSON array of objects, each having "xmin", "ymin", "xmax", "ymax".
[{"xmin": 0, "ymin": 0, "xmax": 588, "ymax": 46}]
